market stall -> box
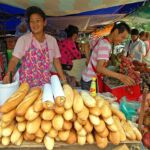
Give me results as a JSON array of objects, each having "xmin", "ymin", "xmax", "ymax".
[{"xmin": 0, "ymin": 1, "xmax": 150, "ymax": 150}]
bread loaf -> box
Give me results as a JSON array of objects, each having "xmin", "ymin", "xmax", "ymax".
[
  {"xmin": 1, "ymin": 121, "xmax": 11, "ymax": 128},
  {"xmin": 44, "ymin": 135, "xmax": 55, "ymax": 150},
  {"xmin": 109, "ymin": 131, "xmax": 120, "ymax": 145},
  {"xmin": 41, "ymin": 120, "xmax": 52, "ymax": 133},
  {"xmin": 95, "ymin": 96, "xmax": 105, "ymax": 108},
  {"xmin": 48, "ymin": 128, "xmax": 58, "ymax": 138},
  {"xmin": 63, "ymin": 120, "xmax": 72, "ymax": 130},
  {"xmin": 111, "ymin": 108, "xmax": 126, "ymax": 121},
  {"xmin": 74, "ymin": 120, "xmax": 82, "ymax": 132},
  {"xmin": 10, "ymin": 127, "xmax": 22, "ymax": 144},
  {"xmin": 94, "ymin": 120, "xmax": 106, "ymax": 133},
  {"xmin": 2, "ymin": 122, "xmax": 14, "ymax": 137},
  {"xmin": 26, "ymin": 117, "xmax": 41, "ymax": 134},
  {"xmin": 16, "ymin": 87, "xmax": 41, "ymax": 116},
  {"xmin": 104, "ymin": 116, "xmax": 114, "ymax": 125},
  {"xmin": 73, "ymin": 89, "xmax": 84, "ymax": 113},
  {"xmin": 113, "ymin": 116, "xmax": 126, "ymax": 142},
  {"xmin": 0, "ymin": 82, "xmax": 30, "ymax": 113},
  {"xmin": 16, "ymin": 116, "xmax": 25, "ymax": 122},
  {"xmin": 33, "ymin": 92, "xmax": 43, "ymax": 112},
  {"xmin": 63, "ymin": 109, "xmax": 74, "ymax": 121},
  {"xmin": 54, "ymin": 105, "xmax": 65, "ymax": 114},
  {"xmin": 1, "ymin": 109, "xmax": 16, "ymax": 123},
  {"xmin": 89, "ymin": 106, "xmax": 101, "ymax": 116},
  {"xmin": 63, "ymin": 84, "xmax": 74, "ymax": 109},
  {"xmin": 23, "ymin": 132, "xmax": 36, "ymax": 141},
  {"xmin": 78, "ymin": 128, "xmax": 87, "ymax": 137},
  {"xmin": 84, "ymin": 119, "xmax": 93, "ymax": 133},
  {"xmin": 98, "ymin": 127, "xmax": 109, "ymax": 138},
  {"xmin": 121, "ymin": 120, "xmax": 136, "ymax": 140},
  {"xmin": 35, "ymin": 128, "xmax": 45, "ymax": 138},
  {"xmin": 86, "ymin": 133, "xmax": 95, "ymax": 144},
  {"xmin": 17, "ymin": 121, "xmax": 26, "ymax": 132},
  {"xmin": 2, "ymin": 136, "xmax": 10, "ymax": 146},
  {"xmin": 25, "ymin": 106, "xmax": 39, "ymax": 121},
  {"xmin": 41, "ymin": 109, "xmax": 55, "ymax": 121},
  {"xmin": 78, "ymin": 106, "xmax": 89, "ymax": 121},
  {"xmin": 89, "ymin": 115, "xmax": 100, "ymax": 126},
  {"xmin": 95, "ymin": 134, "xmax": 108, "ymax": 149},
  {"xmin": 66, "ymin": 130, "xmax": 77, "ymax": 144},
  {"xmin": 101, "ymin": 104, "xmax": 112, "ymax": 118},
  {"xmin": 43, "ymin": 101, "xmax": 54, "ymax": 110},
  {"xmin": 52, "ymin": 115, "xmax": 64, "ymax": 131},
  {"xmin": 55, "ymin": 96, "xmax": 66, "ymax": 107},
  {"xmin": 80, "ymin": 91, "xmax": 96, "ymax": 108},
  {"xmin": 58, "ymin": 130, "xmax": 70, "ymax": 141},
  {"xmin": 77, "ymin": 135, "xmax": 86, "ymax": 145},
  {"xmin": 15, "ymin": 135, "xmax": 23, "ymax": 146}
]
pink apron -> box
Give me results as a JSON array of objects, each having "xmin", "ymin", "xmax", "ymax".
[{"xmin": 19, "ymin": 39, "xmax": 50, "ymax": 87}]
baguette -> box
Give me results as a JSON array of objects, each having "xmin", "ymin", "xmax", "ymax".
[
  {"xmin": 63, "ymin": 84, "xmax": 74, "ymax": 109},
  {"xmin": 101, "ymin": 104, "xmax": 112, "ymax": 118},
  {"xmin": 17, "ymin": 121, "xmax": 26, "ymax": 132},
  {"xmin": 113, "ymin": 116, "xmax": 126, "ymax": 142},
  {"xmin": 44, "ymin": 135, "xmax": 55, "ymax": 150},
  {"xmin": 41, "ymin": 120, "xmax": 52, "ymax": 133},
  {"xmin": 77, "ymin": 135, "xmax": 86, "ymax": 145},
  {"xmin": 33, "ymin": 92, "xmax": 43, "ymax": 112},
  {"xmin": 35, "ymin": 137, "xmax": 43, "ymax": 143},
  {"xmin": 63, "ymin": 109, "xmax": 74, "ymax": 121},
  {"xmin": 66, "ymin": 130, "xmax": 77, "ymax": 144},
  {"xmin": 2, "ymin": 136, "xmax": 10, "ymax": 146},
  {"xmin": 98, "ymin": 127, "xmax": 109, "ymax": 138},
  {"xmin": 86, "ymin": 133, "xmax": 95, "ymax": 144},
  {"xmin": 16, "ymin": 87, "xmax": 41, "ymax": 116},
  {"xmin": 111, "ymin": 108, "xmax": 126, "ymax": 121},
  {"xmin": 35, "ymin": 128, "xmax": 45, "ymax": 138},
  {"xmin": 63, "ymin": 120, "xmax": 72, "ymax": 130},
  {"xmin": 1, "ymin": 121, "xmax": 11, "ymax": 128},
  {"xmin": 77, "ymin": 106, "xmax": 89, "ymax": 121},
  {"xmin": 41, "ymin": 109, "xmax": 55, "ymax": 121},
  {"xmin": 58, "ymin": 130, "xmax": 70, "ymax": 141},
  {"xmin": 25, "ymin": 105, "xmax": 39, "ymax": 121},
  {"xmin": 1, "ymin": 109, "xmax": 16, "ymax": 123},
  {"xmin": 26, "ymin": 117, "xmax": 41, "ymax": 134},
  {"xmin": 89, "ymin": 115, "xmax": 100, "ymax": 126},
  {"xmin": 16, "ymin": 116, "xmax": 25, "ymax": 122},
  {"xmin": 94, "ymin": 120, "xmax": 106, "ymax": 133},
  {"xmin": 48, "ymin": 128, "xmax": 58, "ymax": 138},
  {"xmin": 108, "ymin": 131, "xmax": 120, "ymax": 145},
  {"xmin": 23, "ymin": 132, "xmax": 36, "ymax": 141},
  {"xmin": 54, "ymin": 105, "xmax": 65, "ymax": 114},
  {"xmin": 0, "ymin": 82, "xmax": 30, "ymax": 113},
  {"xmin": 84, "ymin": 119, "xmax": 93, "ymax": 133},
  {"xmin": 2, "ymin": 122, "xmax": 14, "ymax": 137},
  {"xmin": 15, "ymin": 135, "xmax": 23, "ymax": 146},
  {"xmin": 10, "ymin": 127, "xmax": 22, "ymax": 144},
  {"xmin": 95, "ymin": 134, "xmax": 108, "ymax": 149}
]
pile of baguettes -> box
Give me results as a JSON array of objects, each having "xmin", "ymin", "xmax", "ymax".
[{"xmin": 0, "ymin": 82, "xmax": 142, "ymax": 150}]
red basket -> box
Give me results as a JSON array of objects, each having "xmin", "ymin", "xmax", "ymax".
[{"xmin": 103, "ymin": 83, "xmax": 141, "ymax": 102}]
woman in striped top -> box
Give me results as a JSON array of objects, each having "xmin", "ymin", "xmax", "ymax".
[{"xmin": 81, "ymin": 21, "xmax": 135, "ymax": 92}]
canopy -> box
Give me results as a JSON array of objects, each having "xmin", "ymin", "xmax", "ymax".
[
  {"xmin": 0, "ymin": 0, "xmax": 145, "ymax": 32},
  {"xmin": 0, "ymin": 0, "xmax": 144, "ymax": 16}
]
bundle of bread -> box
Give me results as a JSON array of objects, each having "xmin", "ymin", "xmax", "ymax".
[{"xmin": 0, "ymin": 83, "xmax": 142, "ymax": 150}]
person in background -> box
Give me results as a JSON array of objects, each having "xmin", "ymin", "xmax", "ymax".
[
  {"xmin": 58, "ymin": 25, "xmax": 82, "ymax": 71},
  {"xmin": 3, "ymin": 6, "xmax": 66, "ymax": 87},
  {"xmin": 143, "ymin": 32, "xmax": 150, "ymax": 66},
  {"xmin": 139, "ymin": 31, "xmax": 146, "ymax": 41},
  {"xmin": 125, "ymin": 29, "xmax": 146, "ymax": 62},
  {"xmin": 81, "ymin": 21, "xmax": 135, "ymax": 91}
]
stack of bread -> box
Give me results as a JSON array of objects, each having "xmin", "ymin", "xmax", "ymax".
[{"xmin": 0, "ymin": 83, "xmax": 142, "ymax": 150}]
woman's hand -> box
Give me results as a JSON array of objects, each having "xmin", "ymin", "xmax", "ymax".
[
  {"xmin": 3, "ymin": 73, "xmax": 10, "ymax": 84},
  {"xmin": 118, "ymin": 74, "xmax": 135, "ymax": 86}
]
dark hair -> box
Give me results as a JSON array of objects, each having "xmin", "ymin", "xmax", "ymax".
[
  {"xmin": 139, "ymin": 31, "xmax": 145, "ymax": 37},
  {"xmin": 65, "ymin": 25, "xmax": 79, "ymax": 38},
  {"xmin": 111, "ymin": 21, "xmax": 130, "ymax": 34},
  {"xmin": 26, "ymin": 6, "xmax": 46, "ymax": 23},
  {"xmin": 131, "ymin": 29, "xmax": 139, "ymax": 35}
]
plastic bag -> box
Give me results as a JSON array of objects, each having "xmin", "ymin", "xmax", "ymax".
[{"xmin": 120, "ymin": 96, "xmax": 141, "ymax": 121}]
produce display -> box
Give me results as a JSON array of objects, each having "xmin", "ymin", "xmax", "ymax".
[
  {"xmin": 0, "ymin": 82, "xmax": 142, "ymax": 150},
  {"xmin": 140, "ymin": 73, "xmax": 150, "ymax": 91},
  {"xmin": 133, "ymin": 61, "xmax": 150, "ymax": 73}
]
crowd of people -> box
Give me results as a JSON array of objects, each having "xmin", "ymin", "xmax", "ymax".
[{"xmin": 2, "ymin": 6, "xmax": 150, "ymax": 92}]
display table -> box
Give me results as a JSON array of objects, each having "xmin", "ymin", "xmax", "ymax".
[{"xmin": 0, "ymin": 141, "xmax": 142, "ymax": 150}]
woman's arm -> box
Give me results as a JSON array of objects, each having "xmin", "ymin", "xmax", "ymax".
[
  {"xmin": 96, "ymin": 59, "xmax": 135, "ymax": 86},
  {"xmin": 3, "ymin": 56, "xmax": 19, "ymax": 83},
  {"xmin": 53, "ymin": 58, "xmax": 67, "ymax": 83}
]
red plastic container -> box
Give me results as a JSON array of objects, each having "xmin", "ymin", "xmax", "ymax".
[{"xmin": 103, "ymin": 83, "xmax": 141, "ymax": 102}]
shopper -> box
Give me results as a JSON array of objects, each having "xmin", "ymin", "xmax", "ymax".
[
  {"xmin": 81, "ymin": 21, "xmax": 135, "ymax": 92},
  {"xmin": 125, "ymin": 29, "xmax": 146, "ymax": 62},
  {"xmin": 58, "ymin": 25, "xmax": 82, "ymax": 71},
  {"xmin": 3, "ymin": 6, "xmax": 66, "ymax": 87}
]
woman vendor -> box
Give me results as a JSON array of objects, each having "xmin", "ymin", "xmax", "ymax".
[
  {"xmin": 81, "ymin": 21, "xmax": 135, "ymax": 92},
  {"xmin": 3, "ymin": 6, "xmax": 66, "ymax": 87}
]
